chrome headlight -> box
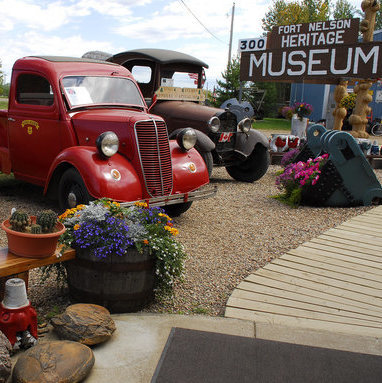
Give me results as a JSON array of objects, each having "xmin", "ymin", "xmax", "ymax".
[
  {"xmin": 208, "ymin": 116, "xmax": 220, "ymax": 133},
  {"xmin": 238, "ymin": 118, "xmax": 252, "ymax": 133},
  {"xmin": 176, "ymin": 128, "xmax": 197, "ymax": 151},
  {"xmin": 96, "ymin": 131, "xmax": 119, "ymax": 157}
]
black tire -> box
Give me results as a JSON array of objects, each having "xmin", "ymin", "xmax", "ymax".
[
  {"xmin": 164, "ymin": 202, "xmax": 193, "ymax": 217},
  {"xmin": 199, "ymin": 151, "xmax": 213, "ymax": 177},
  {"xmin": 371, "ymin": 123, "xmax": 382, "ymax": 136},
  {"xmin": 225, "ymin": 144, "xmax": 270, "ymax": 182},
  {"xmin": 59, "ymin": 168, "xmax": 92, "ymax": 211}
]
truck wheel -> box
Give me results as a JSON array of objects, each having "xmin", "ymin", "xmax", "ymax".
[
  {"xmin": 164, "ymin": 202, "xmax": 193, "ymax": 217},
  {"xmin": 199, "ymin": 151, "xmax": 213, "ymax": 177},
  {"xmin": 59, "ymin": 168, "xmax": 92, "ymax": 211},
  {"xmin": 225, "ymin": 144, "xmax": 270, "ymax": 182}
]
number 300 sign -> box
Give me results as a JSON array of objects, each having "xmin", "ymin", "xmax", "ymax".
[{"xmin": 238, "ymin": 37, "xmax": 267, "ymax": 52}]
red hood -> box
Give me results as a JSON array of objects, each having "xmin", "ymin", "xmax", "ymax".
[{"xmin": 70, "ymin": 108, "xmax": 164, "ymax": 159}]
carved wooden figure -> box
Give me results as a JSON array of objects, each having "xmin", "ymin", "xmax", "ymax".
[
  {"xmin": 349, "ymin": 80, "xmax": 373, "ymax": 138},
  {"xmin": 349, "ymin": 0, "xmax": 380, "ymax": 137},
  {"xmin": 332, "ymin": 80, "xmax": 348, "ymax": 131}
]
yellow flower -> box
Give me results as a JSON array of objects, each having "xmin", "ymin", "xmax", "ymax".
[
  {"xmin": 171, "ymin": 228, "xmax": 179, "ymax": 236},
  {"xmin": 135, "ymin": 201, "xmax": 148, "ymax": 208},
  {"xmin": 73, "ymin": 224, "xmax": 80, "ymax": 231},
  {"xmin": 112, "ymin": 201, "xmax": 120, "ymax": 207},
  {"xmin": 76, "ymin": 204, "xmax": 85, "ymax": 210}
]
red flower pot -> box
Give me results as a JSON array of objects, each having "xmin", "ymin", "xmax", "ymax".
[{"xmin": 1, "ymin": 217, "xmax": 66, "ymax": 258}]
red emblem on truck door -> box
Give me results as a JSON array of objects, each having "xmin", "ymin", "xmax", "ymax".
[{"xmin": 218, "ymin": 132, "xmax": 233, "ymax": 143}]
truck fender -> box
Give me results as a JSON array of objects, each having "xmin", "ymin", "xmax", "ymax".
[
  {"xmin": 235, "ymin": 129, "xmax": 269, "ymax": 157},
  {"xmin": 169, "ymin": 141, "xmax": 209, "ymax": 193},
  {"xmin": 169, "ymin": 129, "xmax": 215, "ymax": 153},
  {"xmin": 45, "ymin": 147, "xmax": 143, "ymax": 201}
]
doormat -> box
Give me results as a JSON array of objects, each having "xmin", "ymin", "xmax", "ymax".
[{"xmin": 151, "ymin": 327, "xmax": 382, "ymax": 383}]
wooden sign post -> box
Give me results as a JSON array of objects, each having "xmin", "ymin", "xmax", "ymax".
[{"xmin": 239, "ymin": 5, "xmax": 381, "ymax": 136}]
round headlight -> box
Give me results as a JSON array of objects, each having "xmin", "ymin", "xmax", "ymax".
[
  {"xmin": 208, "ymin": 116, "xmax": 220, "ymax": 133},
  {"xmin": 176, "ymin": 128, "xmax": 197, "ymax": 151},
  {"xmin": 238, "ymin": 118, "xmax": 252, "ymax": 133},
  {"xmin": 96, "ymin": 131, "xmax": 119, "ymax": 157}
]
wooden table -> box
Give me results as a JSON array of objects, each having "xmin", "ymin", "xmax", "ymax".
[{"xmin": 0, "ymin": 248, "xmax": 75, "ymax": 293}]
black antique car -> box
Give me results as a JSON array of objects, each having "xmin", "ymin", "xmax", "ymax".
[{"xmin": 108, "ymin": 49, "xmax": 269, "ymax": 182}]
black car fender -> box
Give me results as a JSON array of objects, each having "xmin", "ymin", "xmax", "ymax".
[
  {"xmin": 235, "ymin": 130, "xmax": 269, "ymax": 157},
  {"xmin": 169, "ymin": 128, "xmax": 215, "ymax": 153}
]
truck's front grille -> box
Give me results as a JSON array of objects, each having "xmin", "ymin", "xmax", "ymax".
[{"xmin": 134, "ymin": 119, "xmax": 173, "ymax": 197}]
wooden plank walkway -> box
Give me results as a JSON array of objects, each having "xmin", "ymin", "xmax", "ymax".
[{"xmin": 225, "ymin": 205, "xmax": 382, "ymax": 337}]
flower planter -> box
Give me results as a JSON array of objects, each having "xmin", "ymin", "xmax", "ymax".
[
  {"xmin": 65, "ymin": 247, "xmax": 156, "ymax": 313},
  {"xmin": 1, "ymin": 217, "xmax": 66, "ymax": 258},
  {"xmin": 301, "ymin": 160, "xmax": 356, "ymax": 207}
]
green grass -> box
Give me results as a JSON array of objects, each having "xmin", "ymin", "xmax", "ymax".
[
  {"xmin": 0, "ymin": 100, "xmax": 8, "ymax": 109},
  {"xmin": 253, "ymin": 118, "xmax": 290, "ymax": 131}
]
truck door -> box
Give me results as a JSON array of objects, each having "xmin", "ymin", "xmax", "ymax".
[{"xmin": 8, "ymin": 72, "xmax": 64, "ymax": 185}]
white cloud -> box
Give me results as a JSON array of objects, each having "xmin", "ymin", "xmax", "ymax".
[{"xmin": 0, "ymin": 31, "xmax": 114, "ymax": 79}]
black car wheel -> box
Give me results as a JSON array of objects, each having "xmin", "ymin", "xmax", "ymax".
[
  {"xmin": 59, "ymin": 168, "xmax": 92, "ymax": 211},
  {"xmin": 225, "ymin": 144, "xmax": 270, "ymax": 182},
  {"xmin": 164, "ymin": 202, "xmax": 193, "ymax": 217}
]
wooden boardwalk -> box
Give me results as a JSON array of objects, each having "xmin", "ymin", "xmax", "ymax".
[{"xmin": 225, "ymin": 205, "xmax": 382, "ymax": 337}]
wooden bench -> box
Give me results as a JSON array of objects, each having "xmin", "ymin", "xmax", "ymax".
[{"xmin": 0, "ymin": 248, "xmax": 75, "ymax": 295}]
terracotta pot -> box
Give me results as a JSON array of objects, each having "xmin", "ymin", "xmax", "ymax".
[{"xmin": 1, "ymin": 217, "xmax": 66, "ymax": 258}]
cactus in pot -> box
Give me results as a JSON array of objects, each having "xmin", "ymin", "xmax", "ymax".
[
  {"xmin": 30, "ymin": 224, "xmax": 43, "ymax": 234},
  {"xmin": 36, "ymin": 210, "xmax": 58, "ymax": 233},
  {"xmin": 9, "ymin": 211, "xmax": 31, "ymax": 232}
]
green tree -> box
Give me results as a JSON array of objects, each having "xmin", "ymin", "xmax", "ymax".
[
  {"xmin": 262, "ymin": 0, "xmax": 330, "ymax": 32},
  {"xmin": 212, "ymin": 57, "xmax": 244, "ymax": 107},
  {"xmin": 375, "ymin": 9, "xmax": 382, "ymax": 30},
  {"xmin": 333, "ymin": 0, "xmax": 357, "ymax": 19},
  {"xmin": 0, "ymin": 59, "xmax": 3, "ymax": 96}
]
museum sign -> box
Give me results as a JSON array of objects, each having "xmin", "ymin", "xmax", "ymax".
[{"xmin": 239, "ymin": 18, "xmax": 382, "ymax": 84}]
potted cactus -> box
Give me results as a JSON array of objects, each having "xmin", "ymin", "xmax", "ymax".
[{"xmin": 1, "ymin": 210, "xmax": 66, "ymax": 258}]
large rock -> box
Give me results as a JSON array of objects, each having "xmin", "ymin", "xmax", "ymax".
[
  {"xmin": 51, "ymin": 303, "xmax": 116, "ymax": 345},
  {"xmin": 0, "ymin": 331, "xmax": 11, "ymax": 383},
  {"xmin": 12, "ymin": 340, "xmax": 94, "ymax": 383}
]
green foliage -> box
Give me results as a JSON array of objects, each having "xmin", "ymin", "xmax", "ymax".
[
  {"xmin": 9, "ymin": 211, "xmax": 30, "ymax": 232},
  {"xmin": 36, "ymin": 209, "xmax": 58, "ymax": 233},
  {"xmin": 333, "ymin": 0, "xmax": 357, "ymax": 19},
  {"xmin": 212, "ymin": 57, "xmax": 243, "ymax": 107},
  {"xmin": 262, "ymin": 0, "xmax": 352, "ymax": 32}
]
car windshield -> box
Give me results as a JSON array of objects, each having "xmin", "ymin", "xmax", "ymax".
[{"xmin": 62, "ymin": 76, "xmax": 145, "ymax": 108}]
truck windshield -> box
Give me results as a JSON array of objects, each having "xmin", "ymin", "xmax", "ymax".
[{"xmin": 62, "ymin": 76, "xmax": 145, "ymax": 108}]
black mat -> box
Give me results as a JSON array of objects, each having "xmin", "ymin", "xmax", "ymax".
[{"xmin": 151, "ymin": 327, "xmax": 382, "ymax": 383}]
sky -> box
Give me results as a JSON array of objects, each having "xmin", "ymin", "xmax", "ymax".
[{"xmin": 0, "ymin": 0, "xmax": 364, "ymax": 89}]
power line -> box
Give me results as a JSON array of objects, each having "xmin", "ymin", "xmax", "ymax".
[{"xmin": 178, "ymin": 0, "xmax": 228, "ymax": 45}]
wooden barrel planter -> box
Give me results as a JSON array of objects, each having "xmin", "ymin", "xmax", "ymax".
[{"xmin": 65, "ymin": 247, "xmax": 156, "ymax": 313}]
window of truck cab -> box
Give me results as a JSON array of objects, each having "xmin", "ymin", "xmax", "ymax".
[
  {"xmin": 61, "ymin": 76, "xmax": 145, "ymax": 109},
  {"xmin": 16, "ymin": 73, "xmax": 55, "ymax": 107}
]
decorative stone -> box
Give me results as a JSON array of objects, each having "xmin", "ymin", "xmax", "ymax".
[
  {"xmin": 0, "ymin": 331, "xmax": 12, "ymax": 383},
  {"xmin": 12, "ymin": 340, "xmax": 94, "ymax": 383},
  {"xmin": 51, "ymin": 303, "xmax": 116, "ymax": 345}
]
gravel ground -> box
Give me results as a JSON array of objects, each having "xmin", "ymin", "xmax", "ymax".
[{"xmin": 0, "ymin": 166, "xmax": 380, "ymax": 320}]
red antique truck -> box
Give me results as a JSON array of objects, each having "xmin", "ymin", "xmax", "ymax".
[{"xmin": 0, "ymin": 56, "xmax": 215, "ymax": 215}]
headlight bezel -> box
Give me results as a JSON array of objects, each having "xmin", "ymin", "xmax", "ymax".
[
  {"xmin": 238, "ymin": 118, "xmax": 252, "ymax": 133},
  {"xmin": 208, "ymin": 116, "xmax": 220, "ymax": 133},
  {"xmin": 176, "ymin": 128, "xmax": 197, "ymax": 151},
  {"xmin": 96, "ymin": 131, "xmax": 119, "ymax": 158}
]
